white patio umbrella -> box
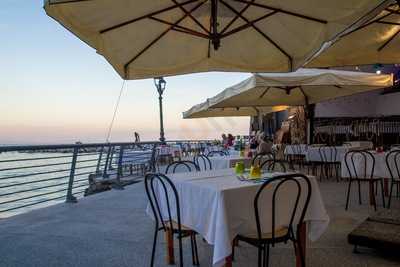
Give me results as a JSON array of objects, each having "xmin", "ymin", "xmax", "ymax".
[
  {"xmin": 307, "ymin": 1, "xmax": 400, "ymax": 68},
  {"xmin": 205, "ymin": 68, "xmax": 393, "ymax": 108},
  {"xmin": 44, "ymin": 0, "xmax": 389, "ymax": 79},
  {"xmin": 183, "ymin": 100, "xmax": 288, "ymax": 118}
]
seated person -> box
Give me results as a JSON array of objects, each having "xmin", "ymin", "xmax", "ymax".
[
  {"xmin": 256, "ymin": 133, "xmax": 273, "ymax": 155},
  {"xmin": 227, "ymin": 133, "xmax": 235, "ymax": 146}
]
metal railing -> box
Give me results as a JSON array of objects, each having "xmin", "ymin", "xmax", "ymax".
[
  {"xmin": 0, "ymin": 141, "xmax": 159, "ymax": 217},
  {"xmin": 0, "ymin": 139, "xmax": 219, "ymax": 217}
]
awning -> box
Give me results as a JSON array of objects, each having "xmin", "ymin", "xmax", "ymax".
[
  {"xmin": 183, "ymin": 100, "xmax": 288, "ymax": 118},
  {"xmin": 44, "ymin": 0, "xmax": 388, "ymax": 79},
  {"xmin": 204, "ymin": 68, "xmax": 393, "ymax": 108},
  {"xmin": 307, "ymin": 1, "xmax": 400, "ymax": 68}
]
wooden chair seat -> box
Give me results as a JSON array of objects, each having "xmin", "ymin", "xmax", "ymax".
[{"xmin": 165, "ymin": 220, "xmax": 194, "ymax": 232}]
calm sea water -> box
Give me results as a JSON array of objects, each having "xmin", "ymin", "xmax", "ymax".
[{"xmin": 0, "ymin": 151, "xmax": 97, "ymax": 218}]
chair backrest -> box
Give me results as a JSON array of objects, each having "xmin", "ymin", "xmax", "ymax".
[
  {"xmin": 344, "ymin": 150, "xmax": 375, "ymax": 179},
  {"xmin": 252, "ymin": 152, "xmax": 274, "ymax": 166},
  {"xmin": 254, "ymin": 174, "xmax": 312, "ymax": 244},
  {"xmin": 318, "ymin": 146, "xmax": 338, "ymax": 163},
  {"xmin": 193, "ymin": 154, "xmax": 212, "ymax": 171},
  {"xmin": 144, "ymin": 173, "xmax": 182, "ymax": 233},
  {"xmin": 386, "ymin": 150, "xmax": 400, "ymax": 181},
  {"xmin": 207, "ymin": 150, "xmax": 226, "ymax": 157},
  {"xmin": 260, "ymin": 159, "xmax": 287, "ymax": 172},
  {"xmin": 165, "ymin": 160, "xmax": 199, "ymax": 174}
]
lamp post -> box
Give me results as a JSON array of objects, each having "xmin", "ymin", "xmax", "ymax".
[{"xmin": 154, "ymin": 77, "xmax": 166, "ymax": 143}]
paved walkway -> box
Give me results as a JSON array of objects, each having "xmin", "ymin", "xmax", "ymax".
[{"xmin": 1, "ymin": 179, "xmax": 400, "ymax": 267}]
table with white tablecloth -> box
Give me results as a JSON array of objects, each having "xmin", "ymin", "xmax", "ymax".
[
  {"xmin": 157, "ymin": 145, "xmax": 182, "ymax": 157},
  {"xmin": 208, "ymin": 155, "xmax": 251, "ymax": 170},
  {"xmin": 306, "ymin": 146, "xmax": 350, "ymax": 162},
  {"xmin": 227, "ymin": 147, "xmax": 240, "ymax": 156},
  {"xmin": 284, "ymin": 144, "xmax": 308, "ymax": 156},
  {"xmin": 153, "ymin": 169, "xmax": 330, "ymax": 266}
]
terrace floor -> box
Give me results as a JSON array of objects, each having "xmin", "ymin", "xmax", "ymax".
[{"xmin": 1, "ymin": 177, "xmax": 400, "ymax": 267}]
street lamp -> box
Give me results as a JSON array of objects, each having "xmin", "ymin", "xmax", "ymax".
[{"xmin": 154, "ymin": 77, "xmax": 166, "ymax": 143}]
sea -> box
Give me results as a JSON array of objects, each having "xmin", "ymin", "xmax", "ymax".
[{"xmin": 0, "ymin": 148, "xmax": 98, "ymax": 218}]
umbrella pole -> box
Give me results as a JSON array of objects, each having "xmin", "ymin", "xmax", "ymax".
[{"xmin": 305, "ymin": 104, "xmax": 315, "ymax": 145}]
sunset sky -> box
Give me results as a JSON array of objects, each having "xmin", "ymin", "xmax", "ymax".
[{"xmin": 0, "ymin": 1, "xmax": 250, "ymax": 144}]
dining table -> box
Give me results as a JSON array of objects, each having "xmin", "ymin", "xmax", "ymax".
[
  {"xmin": 157, "ymin": 145, "xmax": 182, "ymax": 157},
  {"xmin": 151, "ymin": 168, "xmax": 330, "ymax": 267},
  {"xmin": 207, "ymin": 155, "xmax": 252, "ymax": 170}
]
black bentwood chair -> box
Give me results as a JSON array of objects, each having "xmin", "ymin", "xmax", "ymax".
[
  {"xmin": 193, "ymin": 154, "xmax": 212, "ymax": 171},
  {"xmin": 165, "ymin": 160, "xmax": 199, "ymax": 174},
  {"xmin": 386, "ymin": 150, "xmax": 400, "ymax": 208},
  {"xmin": 344, "ymin": 150, "xmax": 385, "ymax": 211},
  {"xmin": 232, "ymin": 174, "xmax": 312, "ymax": 267},
  {"xmin": 318, "ymin": 146, "xmax": 340, "ymax": 182},
  {"xmin": 144, "ymin": 173, "xmax": 199, "ymax": 267},
  {"xmin": 260, "ymin": 159, "xmax": 287, "ymax": 173},
  {"xmin": 252, "ymin": 152, "xmax": 274, "ymax": 167},
  {"xmin": 287, "ymin": 143, "xmax": 306, "ymax": 171}
]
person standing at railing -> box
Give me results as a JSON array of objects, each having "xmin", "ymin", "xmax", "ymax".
[{"xmin": 134, "ymin": 132, "xmax": 140, "ymax": 142}]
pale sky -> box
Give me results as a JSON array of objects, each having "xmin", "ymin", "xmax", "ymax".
[{"xmin": 0, "ymin": 1, "xmax": 250, "ymax": 144}]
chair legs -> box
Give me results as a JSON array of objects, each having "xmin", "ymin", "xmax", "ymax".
[
  {"xmin": 178, "ymin": 233, "xmax": 184, "ymax": 267},
  {"xmin": 369, "ymin": 181, "xmax": 377, "ymax": 211},
  {"xmin": 150, "ymin": 224, "xmax": 159, "ymax": 267},
  {"xmin": 345, "ymin": 179, "xmax": 352, "ymax": 210},
  {"xmin": 380, "ymin": 179, "xmax": 386, "ymax": 208},
  {"xmin": 357, "ymin": 180, "xmax": 362, "ymax": 205},
  {"xmin": 346, "ymin": 178, "xmax": 387, "ymax": 211},
  {"xmin": 296, "ymin": 239, "xmax": 306, "ymax": 267},
  {"xmin": 262, "ymin": 244, "xmax": 270, "ymax": 267},
  {"xmin": 190, "ymin": 233, "xmax": 200, "ymax": 266},
  {"xmin": 388, "ymin": 181, "xmax": 395, "ymax": 208},
  {"xmin": 258, "ymin": 247, "xmax": 263, "ymax": 267},
  {"xmin": 231, "ymin": 238, "xmax": 237, "ymax": 261}
]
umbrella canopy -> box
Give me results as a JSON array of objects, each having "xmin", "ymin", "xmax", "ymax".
[
  {"xmin": 204, "ymin": 69, "xmax": 393, "ymax": 108},
  {"xmin": 183, "ymin": 100, "xmax": 288, "ymax": 118},
  {"xmin": 44, "ymin": 0, "xmax": 388, "ymax": 79},
  {"xmin": 308, "ymin": 1, "xmax": 400, "ymax": 68}
]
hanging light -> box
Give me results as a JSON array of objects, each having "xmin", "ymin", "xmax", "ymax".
[
  {"xmin": 373, "ymin": 63, "xmax": 383, "ymax": 75},
  {"xmin": 154, "ymin": 77, "xmax": 166, "ymax": 95}
]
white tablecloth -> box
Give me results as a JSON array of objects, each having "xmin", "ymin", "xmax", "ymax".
[
  {"xmin": 284, "ymin": 144, "xmax": 308, "ymax": 156},
  {"xmin": 306, "ymin": 146, "xmax": 350, "ymax": 162},
  {"xmin": 208, "ymin": 155, "xmax": 251, "ymax": 170},
  {"xmin": 343, "ymin": 141, "xmax": 373, "ymax": 150},
  {"xmin": 152, "ymin": 169, "xmax": 329, "ymax": 266},
  {"xmin": 341, "ymin": 151, "xmax": 392, "ymax": 178},
  {"xmin": 227, "ymin": 147, "xmax": 240, "ymax": 156},
  {"xmin": 157, "ymin": 145, "xmax": 182, "ymax": 156}
]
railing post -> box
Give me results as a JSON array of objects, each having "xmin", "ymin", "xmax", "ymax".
[
  {"xmin": 96, "ymin": 146, "xmax": 104, "ymax": 174},
  {"xmin": 113, "ymin": 145, "xmax": 124, "ymax": 190},
  {"xmin": 103, "ymin": 145, "xmax": 112, "ymax": 178},
  {"xmin": 150, "ymin": 143, "xmax": 158, "ymax": 172},
  {"xmin": 66, "ymin": 146, "xmax": 79, "ymax": 203},
  {"xmin": 108, "ymin": 146, "xmax": 115, "ymax": 170}
]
